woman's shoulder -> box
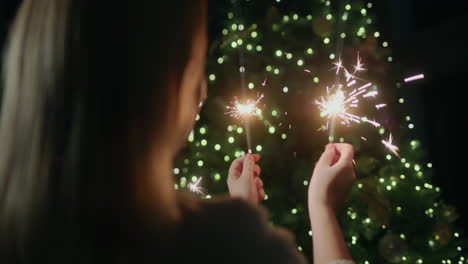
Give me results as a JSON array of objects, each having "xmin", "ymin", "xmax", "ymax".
[
  {"xmin": 180, "ymin": 192, "xmax": 268, "ymax": 223},
  {"xmin": 177, "ymin": 193, "xmax": 307, "ymax": 263}
]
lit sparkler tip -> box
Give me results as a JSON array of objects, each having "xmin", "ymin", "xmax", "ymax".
[
  {"xmin": 316, "ymin": 57, "xmax": 385, "ymax": 132},
  {"xmin": 188, "ymin": 177, "xmax": 207, "ymax": 195},
  {"xmin": 404, "ymin": 73, "xmax": 425, "ymax": 83},
  {"xmin": 225, "ymin": 94, "xmax": 264, "ymax": 119},
  {"xmin": 382, "ymin": 133, "xmax": 400, "ymax": 157},
  {"xmin": 262, "ymin": 78, "xmax": 267, "ymax": 86}
]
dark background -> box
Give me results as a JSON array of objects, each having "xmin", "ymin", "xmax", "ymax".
[
  {"xmin": 2, "ymin": 0, "xmax": 468, "ymax": 230},
  {"xmin": 373, "ymin": 0, "xmax": 468, "ymax": 232}
]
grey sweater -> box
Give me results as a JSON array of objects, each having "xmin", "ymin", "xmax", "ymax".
[{"xmin": 175, "ymin": 194, "xmax": 309, "ymax": 263}]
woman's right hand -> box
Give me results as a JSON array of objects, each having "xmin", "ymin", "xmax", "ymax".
[
  {"xmin": 308, "ymin": 143, "xmax": 356, "ymax": 215},
  {"xmin": 227, "ymin": 154, "xmax": 264, "ymax": 205}
]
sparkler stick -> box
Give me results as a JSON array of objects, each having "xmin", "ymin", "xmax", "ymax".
[{"xmin": 245, "ymin": 121, "xmax": 252, "ymax": 153}]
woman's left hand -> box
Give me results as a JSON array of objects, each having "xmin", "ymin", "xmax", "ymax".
[{"xmin": 227, "ymin": 153, "xmax": 265, "ymax": 205}]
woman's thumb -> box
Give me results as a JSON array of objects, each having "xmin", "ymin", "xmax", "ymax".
[
  {"xmin": 317, "ymin": 144, "xmax": 336, "ymax": 168},
  {"xmin": 241, "ymin": 154, "xmax": 255, "ymax": 179}
]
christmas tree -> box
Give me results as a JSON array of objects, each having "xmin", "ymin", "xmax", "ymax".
[{"xmin": 175, "ymin": 0, "xmax": 468, "ymax": 262}]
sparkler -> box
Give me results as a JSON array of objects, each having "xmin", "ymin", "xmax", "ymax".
[
  {"xmin": 315, "ymin": 54, "xmax": 405, "ymax": 160},
  {"xmin": 226, "ymin": 94, "xmax": 264, "ymax": 119},
  {"xmin": 188, "ymin": 177, "xmax": 207, "ymax": 196},
  {"xmin": 316, "ymin": 54, "xmax": 399, "ymax": 148},
  {"xmin": 316, "ymin": 55, "xmax": 381, "ymax": 134},
  {"xmin": 382, "ymin": 133, "xmax": 400, "ymax": 158},
  {"xmin": 225, "ymin": 94, "xmax": 264, "ymax": 153}
]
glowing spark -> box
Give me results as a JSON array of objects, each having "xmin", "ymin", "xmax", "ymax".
[
  {"xmin": 382, "ymin": 134, "xmax": 400, "ymax": 157},
  {"xmin": 364, "ymin": 119, "xmax": 381, "ymax": 127},
  {"xmin": 226, "ymin": 94, "xmax": 264, "ymax": 119},
  {"xmin": 363, "ymin": 91, "xmax": 378, "ymax": 98},
  {"xmin": 347, "ymin": 80, "xmax": 357, "ymax": 87},
  {"xmin": 358, "ymin": 83, "xmax": 372, "ymax": 91},
  {"xmin": 333, "ymin": 57, "xmax": 344, "ymax": 74},
  {"xmin": 404, "ymin": 73, "xmax": 424, "ymax": 83},
  {"xmin": 188, "ymin": 177, "xmax": 207, "ymax": 195},
  {"xmin": 353, "ymin": 53, "xmax": 366, "ymax": 73},
  {"xmin": 361, "ymin": 137, "xmax": 367, "ymax": 141},
  {"xmin": 376, "ymin": 104, "xmax": 387, "ymax": 109},
  {"xmin": 304, "ymin": 69, "xmax": 311, "ymax": 73},
  {"xmin": 344, "ymin": 68, "xmax": 354, "ymax": 81},
  {"xmin": 262, "ymin": 79, "xmax": 267, "ymax": 86}
]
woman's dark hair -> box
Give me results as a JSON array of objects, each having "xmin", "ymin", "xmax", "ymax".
[{"xmin": 0, "ymin": 0, "xmax": 206, "ymax": 261}]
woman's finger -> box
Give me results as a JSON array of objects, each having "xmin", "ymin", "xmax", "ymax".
[
  {"xmin": 333, "ymin": 143, "xmax": 354, "ymax": 167},
  {"xmin": 240, "ymin": 154, "xmax": 255, "ymax": 180},
  {"xmin": 255, "ymin": 178, "xmax": 265, "ymax": 201},
  {"xmin": 254, "ymin": 164, "xmax": 261, "ymax": 177},
  {"xmin": 252, "ymin": 153, "xmax": 261, "ymax": 162},
  {"xmin": 316, "ymin": 144, "xmax": 337, "ymax": 168},
  {"xmin": 255, "ymin": 177, "xmax": 263, "ymax": 188},
  {"xmin": 258, "ymin": 185, "xmax": 265, "ymax": 202},
  {"xmin": 228, "ymin": 156, "xmax": 246, "ymax": 179}
]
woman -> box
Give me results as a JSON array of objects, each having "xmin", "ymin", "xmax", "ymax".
[{"xmin": 0, "ymin": 0, "xmax": 356, "ymax": 263}]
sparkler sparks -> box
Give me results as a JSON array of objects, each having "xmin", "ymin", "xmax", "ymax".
[
  {"xmin": 404, "ymin": 73, "xmax": 424, "ymax": 83},
  {"xmin": 226, "ymin": 94, "xmax": 264, "ymax": 119},
  {"xmin": 382, "ymin": 133, "xmax": 400, "ymax": 158},
  {"xmin": 353, "ymin": 53, "xmax": 366, "ymax": 73},
  {"xmin": 333, "ymin": 57, "xmax": 343, "ymax": 74},
  {"xmin": 375, "ymin": 104, "xmax": 387, "ymax": 109},
  {"xmin": 316, "ymin": 55, "xmax": 381, "ymax": 131},
  {"xmin": 364, "ymin": 119, "xmax": 381, "ymax": 127},
  {"xmin": 188, "ymin": 177, "xmax": 207, "ymax": 196}
]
